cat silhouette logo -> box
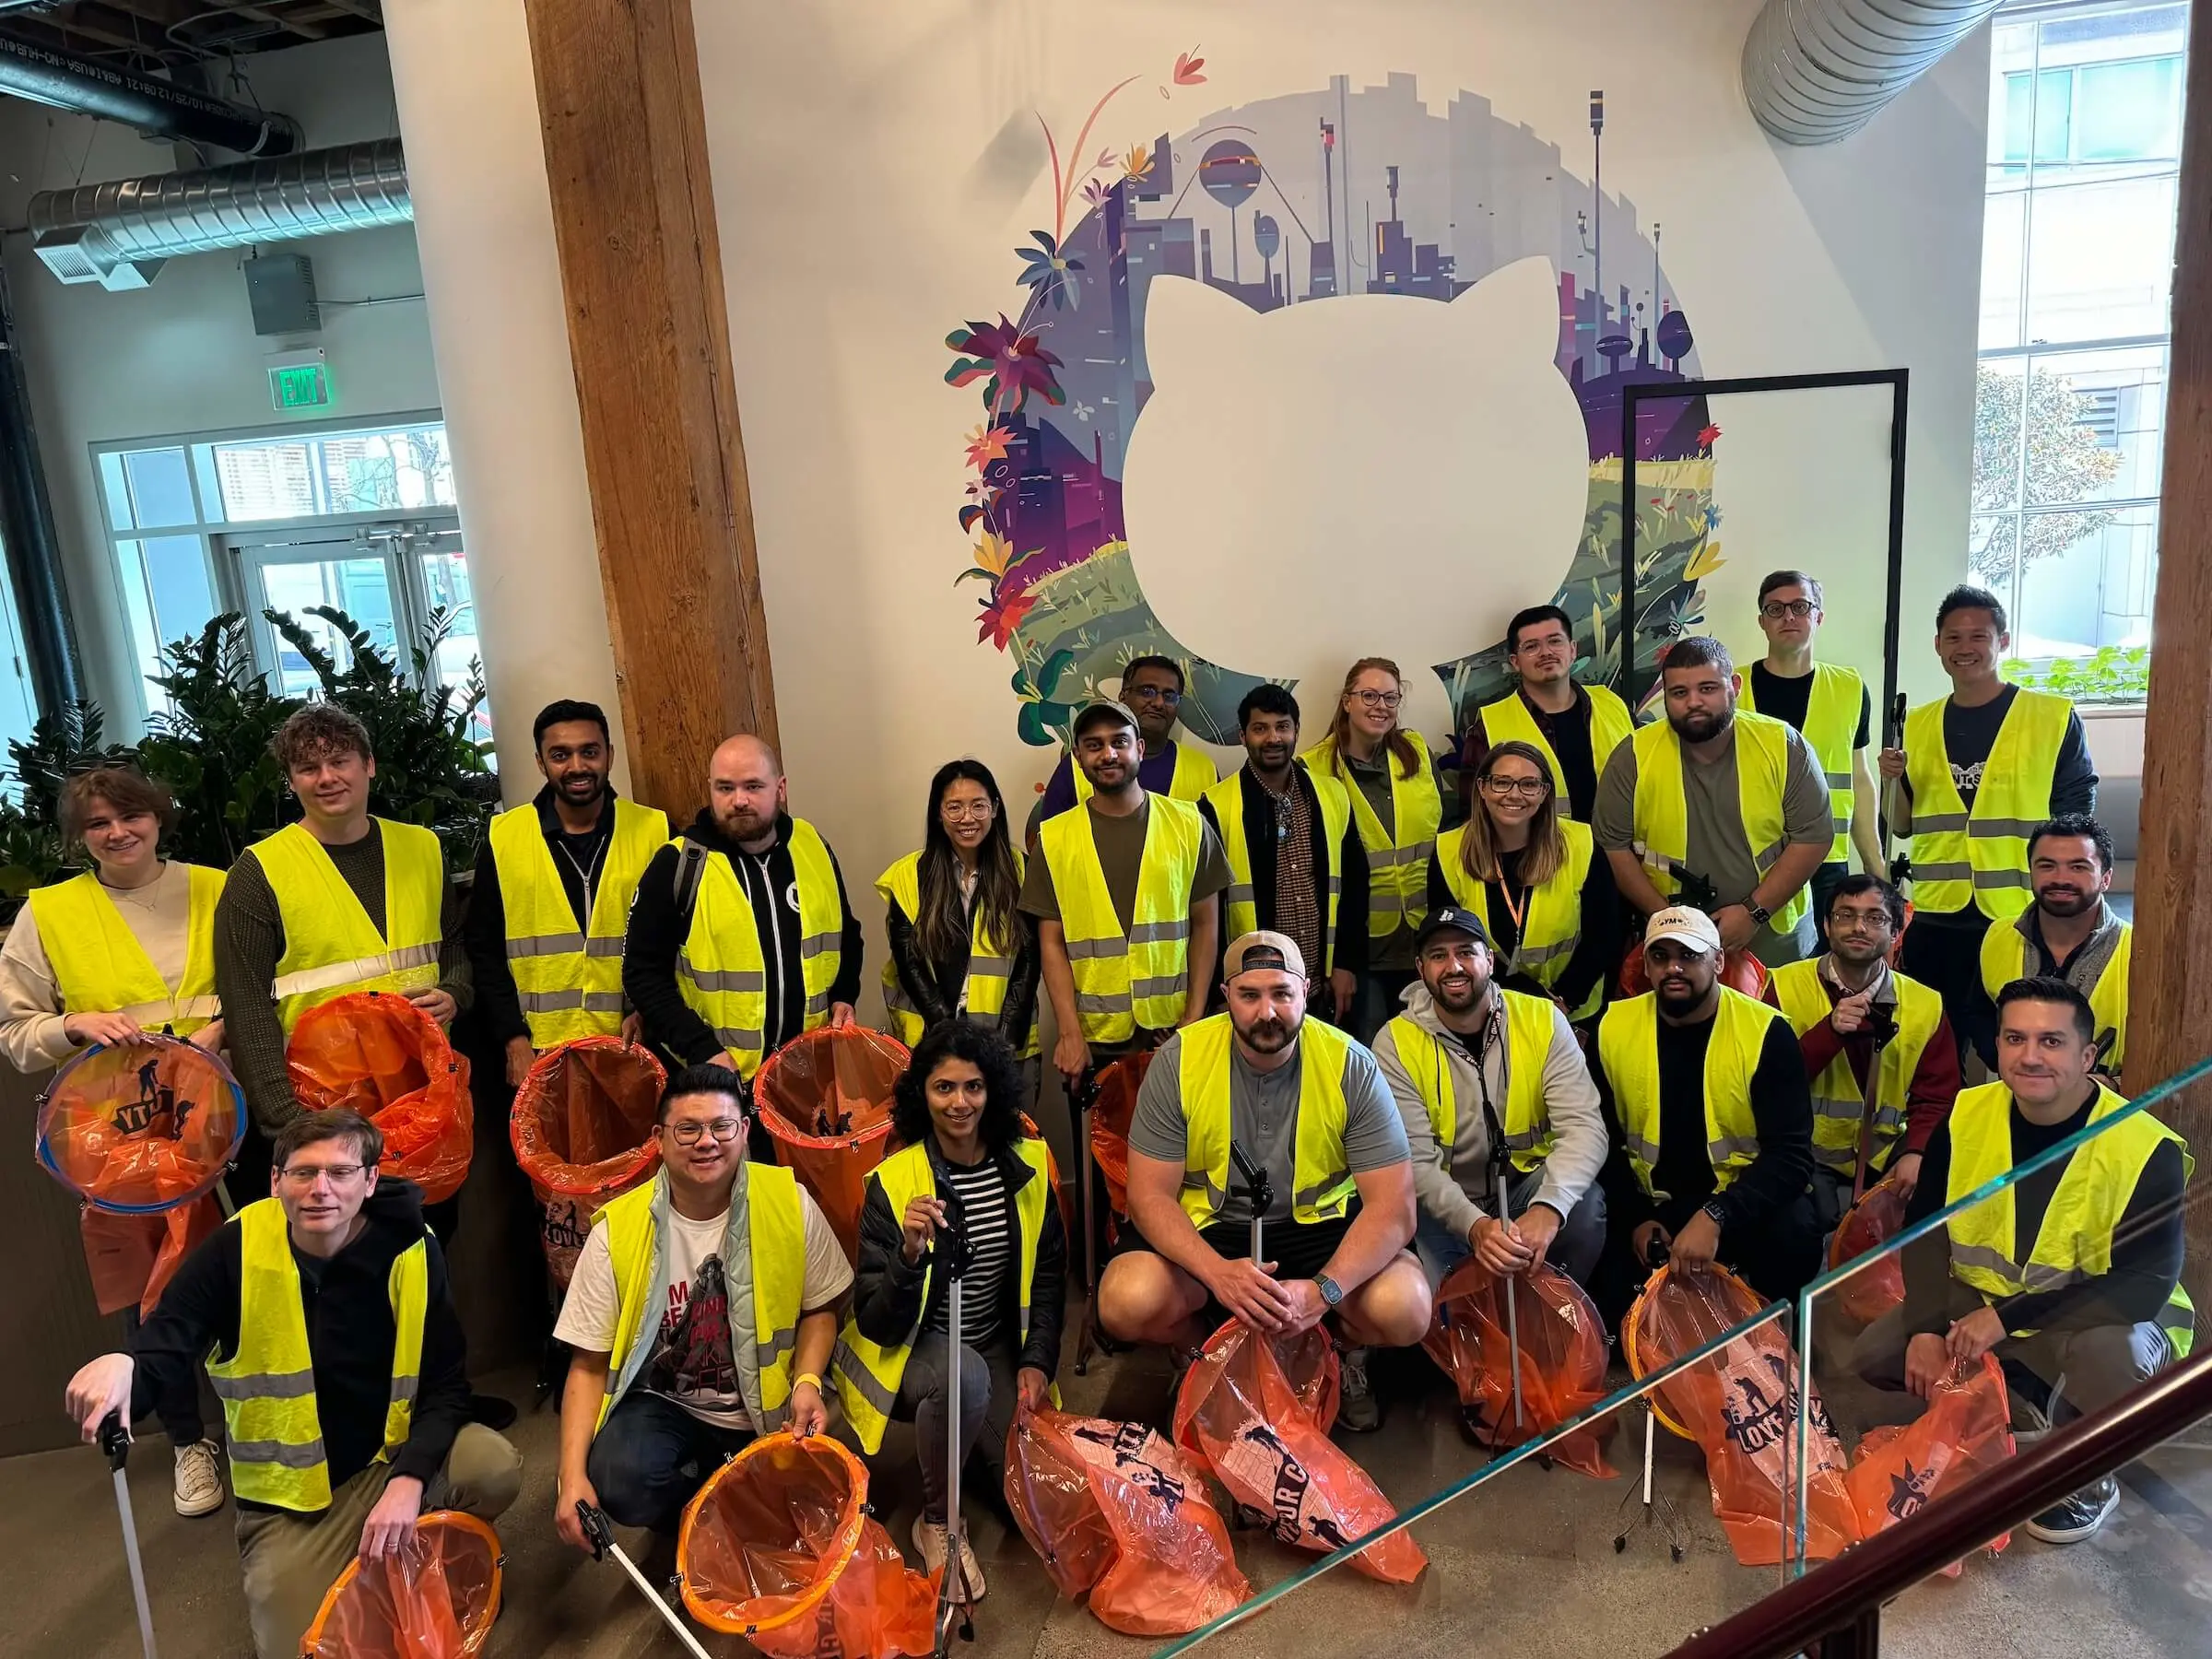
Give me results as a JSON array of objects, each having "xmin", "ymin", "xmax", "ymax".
[{"xmin": 1886, "ymin": 1458, "xmax": 1940, "ymax": 1524}]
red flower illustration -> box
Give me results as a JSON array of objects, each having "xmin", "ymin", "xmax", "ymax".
[
  {"xmin": 1173, "ymin": 50, "xmax": 1206, "ymax": 86},
  {"xmin": 1698, "ymin": 422, "xmax": 1723, "ymax": 448},
  {"xmin": 977, "ymin": 589, "xmax": 1036, "ymax": 650}
]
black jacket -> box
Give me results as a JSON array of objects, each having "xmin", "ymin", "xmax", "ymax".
[
  {"xmin": 129, "ymin": 1179, "xmax": 471, "ymax": 1510},
  {"xmin": 1197, "ymin": 766, "xmax": 1370, "ymax": 982},
  {"xmin": 465, "ymin": 785, "xmax": 623, "ymax": 1050},
  {"xmin": 852, "ymin": 1134, "xmax": 1066, "ymax": 1378},
  {"xmin": 623, "ymin": 809, "xmax": 865, "ymax": 1068},
  {"xmin": 883, "ymin": 879, "xmax": 1041, "ymax": 1048}
]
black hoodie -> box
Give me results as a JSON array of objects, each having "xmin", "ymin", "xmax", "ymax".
[{"xmin": 130, "ymin": 1178, "xmax": 472, "ymax": 1509}]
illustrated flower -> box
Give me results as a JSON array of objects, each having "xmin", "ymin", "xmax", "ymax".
[
  {"xmin": 1121, "ymin": 141, "xmax": 1152, "ymax": 182},
  {"xmin": 1173, "ymin": 49, "xmax": 1206, "ymax": 86},
  {"xmin": 1697, "ymin": 421, "xmax": 1723, "ymax": 448},
  {"xmin": 964, "ymin": 423, "xmax": 1012, "ymax": 471},
  {"xmin": 1071, "ymin": 400, "xmax": 1096, "ymax": 422},
  {"xmin": 955, "ymin": 529, "xmax": 1016, "ymax": 589},
  {"xmin": 944, "ymin": 314, "xmax": 1067, "ymax": 416},
  {"xmin": 1686, "ymin": 538, "xmax": 1725, "ymax": 582},
  {"xmin": 1081, "ymin": 177, "xmax": 1114, "ymax": 209},
  {"xmin": 1705, "ymin": 502, "xmax": 1726, "ymax": 532},
  {"xmin": 977, "ymin": 588, "xmax": 1037, "ymax": 650},
  {"xmin": 1015, "ymin": 229, "xmax": 1086, "ymax": 312}
]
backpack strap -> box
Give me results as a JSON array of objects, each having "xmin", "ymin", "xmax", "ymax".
[{"xmin": 671, "ymin": 838, "xmax": 710, "ymax": 929}]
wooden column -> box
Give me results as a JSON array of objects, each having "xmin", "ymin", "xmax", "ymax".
[{"xmin": 521, "ymin": 0, "xmax": 775, "ymax": 815}]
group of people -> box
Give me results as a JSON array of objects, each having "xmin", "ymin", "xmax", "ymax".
[{"xmin": 32, "ymin": 569, "xmax": 2176, "ymax": 1657}]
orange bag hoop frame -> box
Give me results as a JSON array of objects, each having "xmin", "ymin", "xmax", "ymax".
[
  {"xmin": 677, "ymin": 1431, "xmax": 872, "ymax": 1638},
  {"xmin": 1621, "ymin": 1262, "xmax": 1768, "ymax": 1441},
  {"xmin": 297, "ymin": 1509, "xmax": 504, "ymax": 1657}
]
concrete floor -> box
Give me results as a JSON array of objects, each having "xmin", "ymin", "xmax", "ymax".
[{"xmin": 7, "ymin": 1334, "xmax": 2212, "ymax": 1659}]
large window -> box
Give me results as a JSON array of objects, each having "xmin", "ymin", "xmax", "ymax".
[
  {"xmin": 94, "ymin": 416, "xmax": 487, "ymax": 739},
  {"xmin": 1974, "ymin": 1, "xmax": 2184, "ymax": 691}
]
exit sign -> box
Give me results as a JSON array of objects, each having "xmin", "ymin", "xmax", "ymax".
[{"xmin": 269, "ymin": 362, "xmax": 331, "ymax": 410}]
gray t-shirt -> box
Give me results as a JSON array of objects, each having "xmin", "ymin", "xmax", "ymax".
[
  {"xmin": 1018, "ymin": 797, "xmax": 1232, "ymax": 930},
  {"xmin": 1128, "ymin": 1026, "xmax": 1411, "ymax": 1225}
]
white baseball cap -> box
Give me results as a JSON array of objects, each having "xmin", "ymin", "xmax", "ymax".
[{"xmin": 1643, "ymin": 905, "xmax": 1722, "ymax": 956}]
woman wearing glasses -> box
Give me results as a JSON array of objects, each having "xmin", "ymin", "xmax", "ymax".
[
  {"xmin": 1428, "ymin": 740, "xmax": 1618, "ymax": 1021},
  {"xmin": 877, "ymin": 760, "xmax": 1040, "ymax": 1060},
  {"xmin": 1303, "ymin": 657, "xmax": 1456, "ymax": 1041}
]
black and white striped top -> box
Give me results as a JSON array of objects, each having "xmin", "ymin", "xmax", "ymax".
[{"xmin": 926, "ymin": 1158, "xmax": 1014, "ymax": 1347}]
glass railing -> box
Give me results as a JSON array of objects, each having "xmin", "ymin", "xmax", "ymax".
[{"xmin": 1147, "ymin": 1055, "xmax": 2212, "ymax": 1657}]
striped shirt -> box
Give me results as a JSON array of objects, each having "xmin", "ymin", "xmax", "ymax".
[{"xmin": 927, "ymin": 1158, "xmax": 1014, "ymax": 1347}]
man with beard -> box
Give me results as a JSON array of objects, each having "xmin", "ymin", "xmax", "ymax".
[
  {"xmin": 1591, "ymin": 908, "xmax": 1820, "ymax": 1310},
  {"xmin": 1100, "ymin": 933, "xmax": 1427, "ymax": 1431},
  {"xmin": 1594, "ymin": 635, "xmax": 1833, "ymax": 968},
  {"xmin": 1199, "ymin": 685, "xmax": 1367, "ymax": 1023},
  {"xmin": 1029, "ymin": 656, "xmax": 1219, "ymax": 841},
  {"xmin": 623, "ymin": 735, "xmax": 864, "ymax": 1083},
  {"xmin": 1767, "ymin": 876, "xmax": 1959, "ymax": 1225},
  {"xmin": 469, "ymin": 701, "xmax": 671, "ymax": 1086},
  {"xmin": 1373, "ymin": 906, "xmax": 1608, "ymax": 1288},
  {"xmin": 1980, "ymin": 816, "xmax": 2131, "ymax": 1076},
  {"xmin": 1463, "ymin": 605, "xmax": 1637, "ymax": 822}
]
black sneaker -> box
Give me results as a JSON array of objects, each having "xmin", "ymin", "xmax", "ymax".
[
  {"xmin": 1336, "ymin": 1345, "xmax": 1381, "ymax": 1433},
  {"xmin": 2026, "ymin": 1476, "xmax": 2119, "ymax": 1545}
]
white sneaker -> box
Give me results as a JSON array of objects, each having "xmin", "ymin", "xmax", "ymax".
[
  {"xmin": 173, "ymin": 1440, "xmax": 226, "ymax": 1517},
  {"xmin": 912, "ymin": 1513, "xmax": 986, "ymax": 1602}
]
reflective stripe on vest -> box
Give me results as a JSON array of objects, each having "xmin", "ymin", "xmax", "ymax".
[
  {"xmin": 1903, "ymin": 689, "xmax": 2070, "ymax": 919},
  {"xmin": 1945, "ymin": 1080, "xmax": 2194, "ymax": 1357},
  {"xmin": 205, "ymin": 1198, "xmax": 427, "ymax": 1511},
  {"xmin": 1432, "ymin": 818, "xmax": 1599, "ymax": 1020},
  {"xmin": 1202, "ymin": 764, "xmax": 1350, "ymax": 976},
  {"xmin": 490, "ymin": 798, "xmax": 669, "ymax": 1048},
  {"xmin": 1385, "ymin": 990, "xmax": 1556, "ymax": 1176},
  {"xmin": 1301, "ymin": 731, "xmax": 1442, "ymax": 939},
  {"xmin": 29, "ymin": 864, "xmax": 225, "ymax": 1036},
  {"xmin": 1739, "ymin": 663, "xmax": 1861, "ymax": 862},
  {"xmin": 832, "ymin": 1137, "xmax": 1053, "ymax": 1453},
  {"xmin": 1039, "ymin": 796, "xmax": 1202, "ymax": 1043},
  {"xmin": 677, "ymin": 818, "xmax": 844, "ymax": 1080},
  {"xmin": 1597, "ymin": 988, "xmax": 1779, "ymax": 1198},
  {"xmin": 874, "ymin": 849, "xmax": 1037, "ymax": 1057},
  {"xmin": 1073, "ymin": 739, "xmax": 1218, "ymax": 806},
  {"xmin": 1769, "ymin": 959, "xmax": 1941, "ymax": 1174},
  {"xmin": 250, "ymin": 820, "xmax": 445, "ymax": 1035},
  {"xmin": 1628, "ymin": 711, "xmax": 1811, "ymax": 936},
  {"xmin": 1476, "ymin": 685, "xmax": 1635, "ymax": 822},
  {"xmin": 1979, "ymin": 918, "xmax": 2132, "ymax": 1072},
  {"xmin": 1174, "ymin": 1013, "xmax": 1355, "ymax": 1226}
]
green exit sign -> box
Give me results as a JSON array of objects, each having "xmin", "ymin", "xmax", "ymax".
[{"xmin": 268, "ymin": 362, "xmax": 331, "ymax": 410}]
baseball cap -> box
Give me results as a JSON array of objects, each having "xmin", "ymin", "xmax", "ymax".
[
  {"xmin": 1224, "ymin": 930, "xmax": 1307, "ymax": 982},
  {"xmin": 1414, "ymin": 904, "xmax": 1493, "ymax": 951},
  {"xmin": 1071, "ymin": 699, "xmax": 1139, "ymax": 740},
  {"xmin": 1643, "ymin": 905, "xmax": 1722, "ymax": 956}
]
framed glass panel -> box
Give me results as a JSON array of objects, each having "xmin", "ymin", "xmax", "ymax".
[
  {"xmin": 211, "ymin": 436, "xmax": 323, "ymax": 522},
  {"xmin": 251, "ymin": 553, "xmax": 398, "ymax": 697},
  {"xmin": 2022, "ymin": 173, "xmax": 2177, "ymax": 344},
  {"xmin": 2015, "ymin": 503, "xmax": 2158, "ymax": 656},
  {"xmin": 1978, "ymin": 192, "xmax": 2027, "ymax": 350}
]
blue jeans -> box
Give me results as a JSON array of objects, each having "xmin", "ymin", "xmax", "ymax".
[
  {"xmin": 585, "ymin": 1392, "xmax": 754, "ymax": 1534},
  {"xmin": 1414, "ymin": 1168, "xmax": 1607, "ymax": 1290}
]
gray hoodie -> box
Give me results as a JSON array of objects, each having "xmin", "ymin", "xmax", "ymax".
[{"xmin": 1371, "ymin": 981, "xmax": 1608, "ymax": 1241}]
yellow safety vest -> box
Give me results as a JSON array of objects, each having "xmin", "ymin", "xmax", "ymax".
[
  {"xmin": 1903, "ymin": 689, "xmax": 2071, "ymax": 919},
  {"xmin": 1174, "ymin": 1012, "xmax": 1355, "ymax": 1226},
  {"xmin": 1476, "ymin": 684, "xmax": 1636, "ymax": 820},
  {"xmin": 1945, "ymin": 1080, "xmax": 2193, "ymax": 1356},
  {"xmin": 1432, "ymin": 818, "xmax": 1600, "ymax": 1019},
  {"xmin": 28, "ymin": 865, "xmax": 225, "ymax": 1036},
  {"xmin": 1301, "ymin": 731, "xmax": 1442, "ymax": 939},
  {"xmin": 874, "ymin": 850, "xmax": 1037, "ymax": 1056},
  {"xmin": 1384, "ymin": 990, "xmax": 1558, "ymax": 1175},
  {"xmin": 1202, "ymin": 766, "xmax": 1351, "ymax": 975},
  {"xmin": 1980, "ymin": 918, "xmax": 2131, "ymax": 1072},
  {"xmin": 1073, "ymin": 739, "xmax": 1218, "ymax": 806},
  {"xmin": 1739, "ymin": 663, "xmax": 1862, "ymax": 864},
  {"xmin": 1768, "ymin": 959, "xmax": 1942, "ymax": 1178},
  {"xmin": 489, "ymin": 797, "xmax": 670, "ymax": 1048},
  {"xmin": 1628, "ymin": 711, "xmax": 1811, "ymax": 936},
  {"xmin": 1038, "ymin": 796, "xmax": 1202, "ymax": 1043},
  {"xmin": 677, "ymin": 818, "xmax": 845, "ymax": 1081},
  {"xmin": 831, "ymin": 1137, "xmax": 1054, "ymax": 1453},
  {"xmin": 592, "ymin": 1164, "xmax": 809, "ymax": 1433},
  {"xmin": 205, "ymin": 1198, "xmax": 427, "ymax": 1512},
  {"xmin": 247, "ymin": 820, "xmax": 445, "ymax": 1035},
  {"xmin": 1598, "ymin": 988, "xmax": 1783, "ymax": 1198}
]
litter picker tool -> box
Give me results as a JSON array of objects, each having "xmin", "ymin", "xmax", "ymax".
[
  {"xmin": 100, "ymin": 1415, "xmax": 159, "ymax": 1659},
  {"xmin": 1487, "ymin": 1107, "xmax": 1524, "ymax": 1434},
  {"xmin": 1853, "ymin": 994, "xmax": 1900, "ymax": 1205},
  {"xmin": 577, "ymin": 1500, "xmax": 715, "ymax": 1659},
  {"xmin": 1611, "ymin": 1400, "xmax": 1687, "ymax": 1563},
  {"xmin": 1071, "ymin": 1067, "xmax": 1105, "ymax": 1375},
  {"xmin": 932, "ymin": 1179, "xmax": 978, "ymax": 1654},
  {"xmin": 1884, "ymin": 691, "xmax": 1912, "ymax": 889},
  {"xmin": 1228, "ymin": 1141, "xmax": 1271, "ymax": 1267}
]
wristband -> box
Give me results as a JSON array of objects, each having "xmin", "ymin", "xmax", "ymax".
[{"xmin": 794, "ymin": 1372, "xmax": 823, "ymax": 1393}]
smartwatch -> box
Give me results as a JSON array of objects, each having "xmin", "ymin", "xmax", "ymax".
[
  {"xmin": 1745, "ymin": 900, "xmax": 1772, "ymax": 928},
  {"xmin": 1700, "ymin": 1198, "xmax": 1729, "ymax": 1231},
  {"xmin": 1315, "ymin": 1274, "xmax": 1345, "ymax": 1309}
]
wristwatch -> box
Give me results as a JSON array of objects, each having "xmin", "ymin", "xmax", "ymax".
[
  {"xmin": 1315, "ymin": 1274, "xmax": 1345, "ymax": 1309},
  {"xmin": 1745, "ymin": 900, "xmax": 1772, "ymax": 928},
  {"xmin": 1700, "ymin": 1198, "xmax": 1729, "ymax": 1231}
]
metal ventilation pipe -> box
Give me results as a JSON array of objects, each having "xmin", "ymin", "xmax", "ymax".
[
  {"xmin": 1743, "ymin": 0, "xmax": 2005, "ymax": 146},
  {"xmin": 0, "ymin": 34, "xmax": 300, "ymax": 156},
  {"xmin": 24, "ymin": 138, "xmax": 410, "ymax": 289}
]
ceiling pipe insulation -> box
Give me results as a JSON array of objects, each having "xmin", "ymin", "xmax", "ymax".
[
  {"xmin": 1743, "ymin": 0, "xmax": 2006, "ymax": 145},
  {"xmin": 0, "ymin": 32, "xmax": 300, "ymax": 156}
]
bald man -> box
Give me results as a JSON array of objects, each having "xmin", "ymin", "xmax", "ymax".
[{"xmin": 622, "ymin": 735, "xmax": 864, "ymax": 1083}]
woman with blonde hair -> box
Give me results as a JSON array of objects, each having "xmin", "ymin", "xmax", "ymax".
[
  {"xmin": 1427, "ymin": 739, "xmax": 1618, "ymax": 1020},
  {"xmin": 1302, "ymin": 657, "xmax": 1456, "ymax": 1039}
]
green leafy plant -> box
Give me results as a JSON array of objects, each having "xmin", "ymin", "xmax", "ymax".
[
  {"xmin": 137, "ymin": 616, "xmax": 300, "ymax": 869},
  {"xmin": 0, "ymin": 702, "xmax": 142, "ymax": 911},
  {"xmin": 2002, "ymin": 645, "xmax": 2149, "ymax": 704}
]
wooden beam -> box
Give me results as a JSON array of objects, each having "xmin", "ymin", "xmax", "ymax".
[{"xmin": 521, "ymin": 0, "xmax": 777, "ymax": 818}]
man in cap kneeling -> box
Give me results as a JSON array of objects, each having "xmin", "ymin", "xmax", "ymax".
[{"xmin": 1097, "ymin": 931, "xmax": 1428, "ymax": 1431}]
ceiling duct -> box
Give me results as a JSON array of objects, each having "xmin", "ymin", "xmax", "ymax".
[
  {"xmin": 0, "ymin": 33, "xmax": 300, "ymax": 155},
  {"xmin": 1743, "ymin": 0, "xmax": 2006, "ymax": 146},
  {"xmin": 26, "ymin": 138, "xmax": 409, "ymax": 289}
]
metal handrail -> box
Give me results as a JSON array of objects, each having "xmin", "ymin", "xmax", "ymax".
[{"xmin": 1666, "ymin": 1347, "xmax": 2212, "ymax": 1659}]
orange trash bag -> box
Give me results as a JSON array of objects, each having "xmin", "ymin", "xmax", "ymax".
[
  {"xmin": 1422, "ymin": 1259, "xmax": 1616, "ymax": 1477},
  {"xmin": 300, "ymin": 1510, "xmax": 503, "ymax": 1657},
  {"xmin": 1004, "ymin": 1404, "xmax": 1249, "ymax": 1635},
  {"xmin": 1171, "ymin": 1319, "xmax": 1427, "ymax": 1585},
  {"xmin": 288, "ymin": 993, "xmax": 474, "ymax": 1204},
  {"xmin": 1618, "ymin": 942, "xmax": 1770, "ymax": 1001},
  {"xmin": 1624, "ymin": 1265, "xmax": 1860, "ymax": 1566},
  {"xmin": 37, "ymin": 1036, "xmax": 245, "ymax": 1314},
  {"xmin": 679, "ymin": 1431, "xmax": 935, "ymax": 1659},
  {"xmin": 509, "ymin": 1039, "xmax": 665, "ymax": 1287},
  {"xmin": 1826, "ymin": 1175, "xmax": 1912, "ymax": 1326},
  {"xmin": 1088, "ymin": 1050, "xmax": 1150, "ymax": 1241},
  {"xmin": 754, "ymin": 1028, "xmax": 908, "ymax": 1262},
  {"xmin": 1847, "ymin": 1354, "xmax": 2017, "ymax": 1573}
]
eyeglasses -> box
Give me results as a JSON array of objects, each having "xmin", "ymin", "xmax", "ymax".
[
  {"xmin": 1351, "ymin": 689, "xmax": 1403, "ymax": 710},
  {"xmin": 667, "ymin": 1117, "xmax": 745, "ymax": 1145},
  {"xmin": 278, "ymin": 1163, "xmax": 366, "ymax": 1186},
  {"xmin": 1481, "ymin": 776, "xmax": 1548, "ymax": 799},
  {"xmin": 1759, "ymin": 599, "xmax": 1817, "ymax": 619},
  {"xmin": 1126, "ymin": 684, "xmax": 1181, "ymax": 704},
  {"xmin": 939, "ymin": 802, "xmax": 995, "ymax": 821}
]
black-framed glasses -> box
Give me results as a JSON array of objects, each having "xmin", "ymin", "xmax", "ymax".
[
  {"xmin": 1352, "ymin": 689, "xmax": 1403, "ymax": 710},
  {"xmin": 1759, "ymin": 599, "xmax": 1817, "ymax": 619},
  {"xmin": 1126, "ymin": 684, "xmax": 1182, "ymax": 704},
  {"xmin": 1481, "ymin": 775, "xmax": 1548, "ymax": 799},
  {"xmin": 667, "ymin": 1117, "xmax": 745, "ymax": 1145}
]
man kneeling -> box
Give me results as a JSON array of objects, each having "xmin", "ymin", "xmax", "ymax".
[
  {"xmin": 64, "ymin": 1110, "xmax": 522, "ymax": 1659},
  {"xmin": 553, "ymin": 1064, "xmax": 852, "ymax": 1549},
  {"xmin": 1098, "ymin": 931, "xmax": 1430, "ymax": 1432}
]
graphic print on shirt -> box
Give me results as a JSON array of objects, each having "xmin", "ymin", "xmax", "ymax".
[
  {"xmin": 1949, "ymin": 758, "xmax": 1985, "ymax": 799},
  {"xmin": 646, "ymin": 1252, "xmax": 738, "ymax": 1408}
]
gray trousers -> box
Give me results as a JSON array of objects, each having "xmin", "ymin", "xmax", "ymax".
[
  {"xmin": 891, "ymin": 1329, "xmax": 1021, "ymax": 1522},
  {"xmin": 1854, "ymin": 1305, "xmax": 2173, "ymax": 1418}
]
